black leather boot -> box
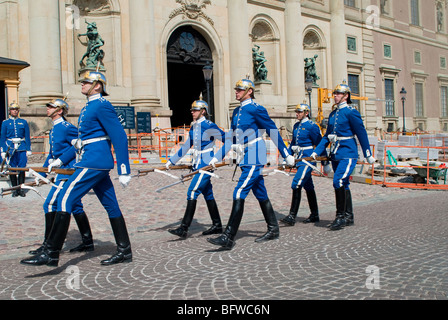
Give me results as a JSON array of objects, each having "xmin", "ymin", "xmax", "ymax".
[
  {"xmin": 21, "ymin": 212, "xmax": 71, "ymax": 267},
  {"xmin": 281, "ymin": 187, "xmax": 301, "ymax": 226},
  {"xmin": 18, "ymin": 172, "xmax": 26, "ymax": 197},
  {"xmin": 168, "ymin": 200, "xmax": 196, "ymax": 239},
  {"xmin": 10, "ymin": 174, "xmax": 18, "ymax": 197},
  {"xmin": 101, "ymin": 215, "xmax": 132, "ymax": 265},
  {"xmin": 207, "ymin": 199, "xmax": 244, "ymax": 250},
  {"xmin": 303, "ymin": 189, "xmax": 320, "ymax": 223},
  {"xmin": 255, "ymin": 199, "xmax": 279, "ymax": 242},
  {"xmin": 69, "ymin": 212, "xmax": 94, "ymax": 252},
  {"xmin": 344, "ymin": 189, "xmax": 354, "ymax": 226},
  {"xmin": 202, "ymin": 199, "xmax": 223, "ymax": 235},
  {"xmin": 328, "ymin": 187, "xmax": 346, "ymax": 231},
  {"xmin": 29, "ymin": 212, "xmax": 56, "ymax": 255}
]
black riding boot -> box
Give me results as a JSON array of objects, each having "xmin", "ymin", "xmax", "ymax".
[
  {"xmin": 101, "ymin": 215, "xmax": 132, "ymax": 265},
  {"xmin": 202, "ymin": 199, "xmax": 223, "ymax": 235},
  {"xmin": 10, "ymin": 174, "xmax": 18, "ymax": 197},
  {"xmin": 18, "ymin": 172, "xmax": 26, "ymax": 197},
  {"xmin": 328, "ymin": 187, "xmax": 346, "ymax": 231},
  {"xmin": 207, "ymin": 199, "xmax": 244, "ymax": 250},
  {"xmin": 281, "ymin": 187, "xmax": 301, "ymax": 226},
  {"xmin": 21, "ymin": 212, "xmax": 71, "ymax": 267},
  {"xmin": 255, "ymin": 199, "xmax": 280, "ymax": 242},
  {"xmin": 69, "ymin": 212, "xmax": 94, "ymax": 252},
  {"xmin": 29, "ymin": 212, "xmax": 56, "ymax": 255},
  {"xmin": 303, "ymin": 189, "xmax": 320, "ymax": 223},
  {"xmin": 344, "ymin": 189, "xmax": 354, "ymax": 226},
  {"xmin": 168, "ymin": 200, "xmax": 197, "ymax": 239}
]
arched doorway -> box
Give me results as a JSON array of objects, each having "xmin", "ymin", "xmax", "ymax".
[{"xmin": 166, "ymin": 26, "xmax": 214, "ymax": 128}]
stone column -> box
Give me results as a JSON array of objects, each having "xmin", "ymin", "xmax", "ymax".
[
  {"xmin": 228, "ymin": 0, "xmax": 251, "ymax": 109},
  {"xmin": 28, "ymin": 0, "xmax": 63, "ymax": 105},
  {"xmin": 330, "ymin": 0, "xmax": 348, "ymax": 87},
  {"xmin": 129, "ymin": 0, "xmax": 161, "ymax": 109},
  {"xmin": 285, "ymin": 0, "xmax": 304, "ymax": 111}
]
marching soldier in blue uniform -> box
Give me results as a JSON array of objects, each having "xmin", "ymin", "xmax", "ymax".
[
  {"xmin": 21, "ymin": 71, "xmax": 132, "ymax": 267},
  {"xmin": 281, "ymin": 103, "xmax": 328, "ymax": 226},
  {"xmin": 311, "ymin": 82, "xmax": 375, "ymax": 231},
  {"xmin": 27, "ymin": 98, "xmax": 94, "ymax": 257},
  {"xmin": 0, "ymin": 102, "xmax": 32, "ymax": 197},
  {"xmin": 166, "ymin": 96, "xmax": 226, "ymax": 239},
  {"xmin": 207, "ymin": 77, "xmax": 295, "ymax": 250}
]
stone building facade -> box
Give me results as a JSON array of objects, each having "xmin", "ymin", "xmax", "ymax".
[{"xmin": 0, "ymin": 0, "xmax": 447, "ymax": 138}]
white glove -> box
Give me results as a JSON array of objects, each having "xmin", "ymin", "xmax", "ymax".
[
  {"xmin": 323, "ymin": 164, "xmax": 332, "ymax": 174},
  {"xmin": 285, "ymin": 155, "xmax": 295, "ymax": 167},
  {"xmin": 366, "ymin": 156, "xmax": 376, "ymax": 164},
  {"xmin": 47, "ymin": 158, "xmax": 63, "ymax": 172},
  {"xmin": 119, "ymin": 175, "xmax": 132, "ymax": 188},
  {"xmin": 1, "ymin": 152, "xmax": 5, "ymax": 159},
  {"xmin": 165, "ymin": 160, "xmax": 172, "ymax": 170},
  {"xmin": 209, "ymin": 157, "xmax": 219, "ymax": 168},
  {"xmin": 27, "ymin": 151, "xmax": 32, "ymax": 157},
  {"xmin": 310, "ymin": 152, "xmax": 318, "ymax": 160}
]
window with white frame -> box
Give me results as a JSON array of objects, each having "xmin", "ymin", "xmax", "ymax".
[
  {"xmin": 344, "ymin": 0, "xmax": 356, "ymax": 8},
  {"xmin": 385, "ymin": 78, "xmax": 395, "ymax": 116},
  {"xmin": 411, "ymin": 0, "xmax": 420, "ymax": 26},
  {"xmin": 415, "ymin": 82, "xmax": 424, "ymax": 117},
  {"xmin": 441, "ymin": 86, "xmax": 448, "ymax": 118}
]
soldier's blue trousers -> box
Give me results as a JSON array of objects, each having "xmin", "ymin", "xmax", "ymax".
[
  {"xmin": 57, "ymin": 168, "xmax": 123, "ymax": 218},
  {"xmin": 8, "ymin": 150, "xmax": 27, "ymax": 168},
  {"xmin": 291, "ymin": 163, "xmax": 315, "ymax": 191},
  {"xmin": 233, "ymin": 165, "xmax": 268, "ymax": 201},
  {"xmin": 187, "ymin": 172, "xmax": 215, "ymax": 201},
  {"xmin": 331, "ymin": 158, "xmax": 357, "ymax": 189},
  {"xmin": 44, "ymin": 180, "xmax": 84, "ymax": 215}
]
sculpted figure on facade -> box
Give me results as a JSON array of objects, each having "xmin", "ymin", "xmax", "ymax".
[{"xmin": 78, "ymin": 21, "xmax": 105, "ymax": 70}]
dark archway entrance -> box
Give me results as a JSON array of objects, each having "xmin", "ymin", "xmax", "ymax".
[{"xmin": 167, "ymin": 26, "xmax": 214, "ymax": 128}]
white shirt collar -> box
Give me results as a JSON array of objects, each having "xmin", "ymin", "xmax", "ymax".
[
  {"xmin": 88, "ymin": 93, "xmax": 102, "ymax": 102},
  {"xmin": 53, "ymin": 118, "xmax": 64, "ymax": 126},
  {"xmin": 300, "ymin": 118, "xmax": 309, "ymax": 124},
  {"xmin": 9, "ymin": 116, "xmax": 18, "ymax": 120},
  {"xmin": 192, "ymin": 116, "xmax": 206, "ymax": 126},
  {"xmin": 241, "ymin": 98, "xmax": 253, "ymax": 107},
  {"xmin": 337, "ymin": 102, "xmax": 348, "ymax": 109}
]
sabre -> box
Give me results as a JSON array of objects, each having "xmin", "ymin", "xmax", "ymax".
[
  {"xmin": 155, "ymin": 162, "xmax": 228, "ymax": 193},
  {"xmin": 301, "ymin": 159, "xmax": 325, "ymax": 176},
  {"xmin": 136, "ymin": 165, "xmax": 192, "ymax": 178}
]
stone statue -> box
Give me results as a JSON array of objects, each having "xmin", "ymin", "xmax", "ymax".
[
  {"xmin": 437, "ymin": 3, "xmax": 444, "ymax": 32},
  {"xmin": 304, "ymin": 54, "xmax": 320, "ymax": 85},
  {"xmin": 78, "ymin": 21, "xmax": 105, "ymax": 70},
  {"xmin": 252, "ymin": 45, "xmax": 270, "ymax": 82}
]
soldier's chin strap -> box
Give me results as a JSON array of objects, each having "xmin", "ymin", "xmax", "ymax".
[{"xmin": 86, "ymin": 80, "xmax": 99, "ymax": 98}]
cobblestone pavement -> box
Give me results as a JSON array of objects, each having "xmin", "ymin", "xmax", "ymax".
[{"xmin": 0, "ymin": 164, "xmax": 447, "ymax": 302}]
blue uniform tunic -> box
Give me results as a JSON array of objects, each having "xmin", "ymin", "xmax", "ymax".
[
  {"xmin": 289, "ymin": 118, "xmax": 323, "ymax": 191},
  {"xmin": 43, "ymin": 118, "xmax": 83, "ymax": 215},
  {"xmin": 57, "ymin": 94, "xmax": 130, "ymax": 218},
  {"xmin": 314, "ymin": 102, "xmax": 373, "ymax": 189},
  {"xmin": 214, "ymin": 98, "xmax": 291, "ymax": 200},
  {"xmin": 169, "ymin": 117, "xmax": 225, "ymax": 200},
  {"xmin": 0, "ymin": 117, "xmax": 31, "ymax": 167}
]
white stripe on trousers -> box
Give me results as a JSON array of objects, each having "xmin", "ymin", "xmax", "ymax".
[
  {"xmin": 294, "ymin": 166, "xmax": 309, "ymax": 189},
  {"xmin": 47, "ymin": 181, "xmax": 64, "ymax": 213},
  {"xmin": 190, "ymin": 172, "xmax": 205, "ymax": 200},
  {"xmin": 338, "ymin": 158, "xmax": 353, "ymax": 188},
  {"xmin": 235, "ymin": 165, "xmax": 256, "ymax": 199},
  {"xmin": 61, "ymin": 168, "xmax": 89, "ymax": 212}
]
